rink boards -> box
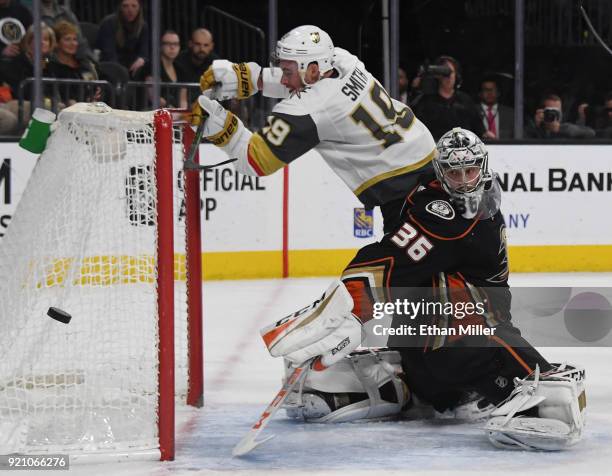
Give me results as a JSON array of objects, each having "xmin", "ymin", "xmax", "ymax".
[{"xmin": 1, "ymin": 142, "xmax": 611, "ymax": 279}]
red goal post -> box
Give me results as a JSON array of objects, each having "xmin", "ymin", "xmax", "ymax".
[{"xmin": 156, "ymin": 109, "xmax": 204, "ymax": 460}]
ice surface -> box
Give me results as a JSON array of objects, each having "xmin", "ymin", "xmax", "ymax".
[{"xmin": 43, "ymin": 274, "xmax": 612, "ymax": 475}]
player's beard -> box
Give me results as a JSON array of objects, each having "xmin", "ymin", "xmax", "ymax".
[{"xmin": 193, "ymin": 51, "xmax": 209, "ymax": 63}]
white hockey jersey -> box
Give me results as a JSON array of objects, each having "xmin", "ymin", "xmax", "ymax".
[{"xmin": 235, "ymin": 49, "xmax": 436, "ymax": 208}]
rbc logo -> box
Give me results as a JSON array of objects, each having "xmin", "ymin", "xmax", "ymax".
[{"xmin": 354, "ymin": 208, "xmax": 373, "ymax": 238}]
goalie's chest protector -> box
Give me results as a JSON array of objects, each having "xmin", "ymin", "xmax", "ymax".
[{"xmin": 273, "ymin": 55, "xmax": 436, "ymax": 208}]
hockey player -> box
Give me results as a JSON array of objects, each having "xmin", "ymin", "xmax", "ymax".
[
  {"xmin": 260, "ymin": 128, "xmax": 586, "ymax": 450},
  {"xmin": 193, "ymin": 25, "xmax": 436, "ymax": 231}
]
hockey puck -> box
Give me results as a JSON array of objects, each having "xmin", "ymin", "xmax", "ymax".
[{"xmin": 47, "ymin": 307, "xmax": 72, "ymax": 324}]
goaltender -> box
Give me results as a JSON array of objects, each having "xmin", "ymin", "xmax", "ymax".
[{"xmin": 259, "ymin": 128, "xmax": 586, "ymax": 451}]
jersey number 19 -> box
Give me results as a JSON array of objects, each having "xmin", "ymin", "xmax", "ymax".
[{"xmin": 351, "ymin": 82, "xmax": 415, "ymax": 149}]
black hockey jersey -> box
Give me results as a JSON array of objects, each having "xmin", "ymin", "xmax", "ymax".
[
  {"xmin": 340, "ymin": 175, "xmax": 552, "ymax": 410},
  {"xmin": 341, "ymin": 174, "xmax": 510, "ymax": 328}
]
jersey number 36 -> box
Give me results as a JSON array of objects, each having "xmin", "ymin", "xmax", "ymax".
[{"xmin": 390, "ymin": 222, "xmax": 433, "ymax": 262}]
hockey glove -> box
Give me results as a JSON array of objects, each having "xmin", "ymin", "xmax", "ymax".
[
  {"xmin": 260, "ymin": 281, "xmax": 363, "ymax": 369},
  {"xmin": 190, "ymin": 98, "xmax": 206, "ymax": 127},
  {"xmin": 199, "ymin": 60, "xmax": 262, "ymax": 100},
  {"xmin": 192, "ymin": 94, "xmax": 243, "ymax": 147}
]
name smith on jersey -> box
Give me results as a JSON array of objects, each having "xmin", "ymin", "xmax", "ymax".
[{"xmin": 341, "ymin": 66, "xmax": 368, "ymax": 101}]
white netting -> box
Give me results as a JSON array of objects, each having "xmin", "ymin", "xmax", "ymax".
[{"xmin": 0, "ymin": 103, "xmax": 190, "ymax": 456}]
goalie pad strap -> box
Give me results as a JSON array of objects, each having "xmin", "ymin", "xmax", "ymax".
[{"xmin": 284, "ymin": 350, "xmax": 409, "ymax": 423}]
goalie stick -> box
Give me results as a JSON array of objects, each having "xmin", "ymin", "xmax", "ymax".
[{"xmin": 232, "ymin": 358, "xmax": 314, "ymax": 457}]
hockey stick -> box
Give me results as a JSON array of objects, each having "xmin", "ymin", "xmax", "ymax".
[
  {"xmin": 183, "ymin": 118, "xmax": 210, "ymax": 171},
  {"xmin": 232, "ymin": 358, "xmax": 313, "ymax": 457},
  {"xmin": 183, "ymin": 101, "xmax": 237, "ymax": 171}
]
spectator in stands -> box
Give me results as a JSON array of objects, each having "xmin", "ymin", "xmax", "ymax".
[
  {"xmin": 47, "ymin": 20, "xmax": 99, "ymax": 107},
  {"xmin": 0, "ymin": 23, "xmax": 54, "ymax": 99},
  {"xmin": 398, "ymin": 66, "xmax": 409, "ymax": 104},
  {"xmin": 573, "ymin": 92, "xmax": 612, "ymax": 139},
  {"xmin": 0, "ymin": 23, "xmax": 54, "ymax": 124},
  {"xmin": 592, "ymin": 91, "xmax": 612, "ymax": 139},
  {"xmin": 175, "ymin": 28, "xmax": 217, "ymax": 81},
  {"xmin": 176, "ymin": 28, "xmax": 218, "ymax": 105},
  {"xmin": 0, "ymin": 0, "xmax": 33, "ymax": 59},
  {"xmin": 525, "ymin": 93, "xmax": 595, "ymax": 139},
  {"xmin": 0, "ymin": 106, "xmax": 17, "ymax": 134},
  {"xmin": 411, "ymin": 56, "xmax": 484, "ymax": 141},
  {"xmin": 0, "ymin": 73, "xmax": 18, "ymax": 134},
  {"xmin": 137, "ymin": 30, "xmax": 182, "ymax": 108},
  {"xmin": 96, "ymin": 0, "xmax": 149, "ymax": 77},
  {"xmin": 41, "ymin": 0, "xmax": 93, "ymax": 60},
  {"xmin": 478, "ymin": 77, "xmax": 514, "ymax": 140}
]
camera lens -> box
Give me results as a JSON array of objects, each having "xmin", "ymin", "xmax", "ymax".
[{"xmin": 543, "ymin": 108, "xmax": 560, "ymax": 123}]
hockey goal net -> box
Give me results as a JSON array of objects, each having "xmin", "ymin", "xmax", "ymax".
[{"xmin": 0, "ymin": 103, "xmax": 203, "ymax": 461}]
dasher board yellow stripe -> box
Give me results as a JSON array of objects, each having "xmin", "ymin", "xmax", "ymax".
[
  {"xmin": 201, "ymin": 245, "xmax": 612, "ymax": 279},
  {"xmin": 507, "ymin": 245, "xmax": 612, "ymax": 273},
  {"xmin": 34, "ymin": 245, "xmax": 612, "ymax": 285},
  {"xmin": 288, "ymin": 245, "xmax": 612, "ymax": 276},
  {"xmin": 200, "ymin": 250, "xmax": 355, "ymax": 280},
  {"xmin": 202, "ymin": 251, "xmax": 283, "ymax": 280}
]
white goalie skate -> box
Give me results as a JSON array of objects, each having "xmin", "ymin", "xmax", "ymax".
[{"xmin": 485, "ymin": 363, "xmax": 586, "ymax": 451}]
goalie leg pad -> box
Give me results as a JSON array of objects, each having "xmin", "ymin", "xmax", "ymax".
[
  {"xmin": 283, "ymin": 349, "xmax": 410, "ymax": 423},
  {"xmin": 260, "ymin": 281, "xmax": 361, "ymax": 367},
  {"xmin": 485, "ymin": 363, "xmax": 586, "ymax": 451}
]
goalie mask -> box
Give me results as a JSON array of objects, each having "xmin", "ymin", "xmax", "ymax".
[
  {"xmin": 434, "ymin": 128, "xmax": 500, "ymax": 219},
  {"xmin": 271, "ymin": 25, "xmax": 334, "ymax": 86}
]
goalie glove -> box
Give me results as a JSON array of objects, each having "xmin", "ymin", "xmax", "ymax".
[
  {"xmin": 260, "ymin": 281, "xmax": 363, "ymax": 369},
  {"xmin": 199, "ymin": 59, "xmax": 262, "ymax": 100}
]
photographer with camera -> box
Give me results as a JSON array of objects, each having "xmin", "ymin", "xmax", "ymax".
[
  {"xmin": 585, "ymin": 91, "xmax": 612, "ymax": 139},
  {"xmin": 411, "ymin": 56, "xmax": 484, "ymax": 141},
  {"xmin": 526, "ymin": 93, "xmax": 595, "ymax": 139},
  {"xmin": 596, "ymin": 92, "xmax": 612, "ymax": 139}
]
